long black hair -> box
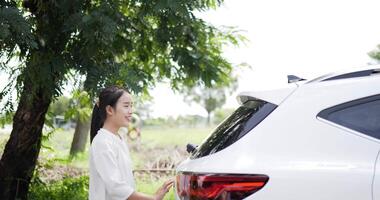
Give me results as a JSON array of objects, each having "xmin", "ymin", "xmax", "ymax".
[{"xmin": 90, "ymin": 85, "xmax": 128, "ymax": 143}]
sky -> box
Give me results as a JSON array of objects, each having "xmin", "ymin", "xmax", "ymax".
[
  {"xmin": 150, "ymin": 0, "xmax": 380, "ymax": 117},
  {"xmin": 1, "ymin": 0, "xmax": 380, "ymax": 118}
]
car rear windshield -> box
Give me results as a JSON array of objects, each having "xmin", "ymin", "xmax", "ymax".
[{"xmin": 191, "ymin": 100, "xmax": 277, "ymax": 159}]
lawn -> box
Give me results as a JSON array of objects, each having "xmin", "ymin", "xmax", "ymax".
[
  {"xmin": 0, "ymin": 126, "xmax": 213, "ymax": 199},
  {"xmin": 37, "ymin": 126, "xmax": 212, "ymax": 168}
]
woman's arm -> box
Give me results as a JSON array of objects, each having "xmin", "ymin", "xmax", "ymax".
[
  {"xmin": 127, "ymin": 179, "xmax": 174, "ymax": 200},
  {"xmin": 127, "ymin": 192, "xmax": 154, "ymax": 200}
]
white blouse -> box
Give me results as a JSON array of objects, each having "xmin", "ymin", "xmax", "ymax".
[{"xmin": 89, "ymin": 128, "xmax": 136, "ymax": 200}]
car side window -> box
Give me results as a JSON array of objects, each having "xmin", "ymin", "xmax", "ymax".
[{"xmin": 318, "ymin": 95, "xmax": 380, "ymax": 140}]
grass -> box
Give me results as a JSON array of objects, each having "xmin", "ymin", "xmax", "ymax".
[
  {"xmin": 136, "ymin": 176, "xmax": 176, "ymax": 200},
  {"xmin": 0, "ymin": 126, "xmax": 213, "ymax": 157},
  {"xmin": 0, "ymin": 125, "xmax": 213, "ymax": 199},
  {"xmin": 36, "ymin": 126, "xmax": 212, "ymax": 169}
]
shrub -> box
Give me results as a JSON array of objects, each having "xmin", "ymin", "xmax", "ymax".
[{"xmin": 29, "ymin": 175, "xmax": 89, "ymax": 200}]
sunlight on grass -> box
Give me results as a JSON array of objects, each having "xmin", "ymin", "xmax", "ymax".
[
  {"xmin": 136, "ymin": 175, "xmax": 176, "ymax": 200},
  {"xmin": 1, "ymin": 126, "xmax": 213, "ymax": 199},
  {"xmin": 37, "ymin": 126, "xmax": 213, "ymax": 170}
]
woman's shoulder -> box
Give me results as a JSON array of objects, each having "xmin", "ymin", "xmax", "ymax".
[{"xmin": 91, "ymin": 129, "xmax": 117, "ymax": 150}]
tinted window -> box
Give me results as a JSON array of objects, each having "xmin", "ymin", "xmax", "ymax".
[
  {"xmin": 191, "ymin": 100, "xmax": 277, "ymax": 159},
  {"xmin": 318, "ymin": 95, "xmax": 380, "ymax": 140}
]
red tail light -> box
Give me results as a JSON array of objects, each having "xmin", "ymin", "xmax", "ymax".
[{"xmin": 176, "ymin": 172, "xmax": 269, "ymax": 200}]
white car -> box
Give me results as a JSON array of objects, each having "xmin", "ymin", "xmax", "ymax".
[{"xmin": 175, "ymin": 66, "xmax": 380, "ymax": 200}]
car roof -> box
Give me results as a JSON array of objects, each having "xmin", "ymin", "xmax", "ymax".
[
  {"xmin": 307, "ymin": 65, "xmax": 380, "ymax": 83},
  {"xmin": 237, "ymin": 84, "xmax": 298, "ymax": 105},
  {"xmin": 237, "ymin": 65, "xmax": 380, "ymax": 105}
]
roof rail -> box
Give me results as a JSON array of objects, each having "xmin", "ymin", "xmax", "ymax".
[
  {"xmin": 323, "ymin": 68, "xmax": 380, "ymax": 81},
  {"xmin": 307, "ymin": 66, "xmax": 380, "ymax": 83}
]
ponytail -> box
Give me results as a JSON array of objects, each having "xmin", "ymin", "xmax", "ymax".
[{"xmin": 90, "ymin": 104, "xmax": 104, "ymax": 143}]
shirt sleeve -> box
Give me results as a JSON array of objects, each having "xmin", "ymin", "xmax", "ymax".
[{"xmin": 91, "ymin": 139, "xmax": 134, "ymax": 200}]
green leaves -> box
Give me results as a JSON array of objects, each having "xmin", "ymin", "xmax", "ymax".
[
  {"xmin": 369, "ymin": 44, "xmax": 380, "ymax": 61},
  {"xmin": 0, "ymin": 111, "xmax": 14, "ymax": 128},
  {"xmin": 1, "ymin": 0, "xmax": 244, "ymax": 111},
  {"xmin": 0, "ymin": 6, "xmax": 36, "ymax": 58},
  {"xmin": 64, "ymin": 90, "xmax": 92, "ymax": 123}
]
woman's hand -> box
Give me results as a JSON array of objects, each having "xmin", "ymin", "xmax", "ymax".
[{"xmin": 154, "ymin": 179, "xmax": 174, "ymax": 200}]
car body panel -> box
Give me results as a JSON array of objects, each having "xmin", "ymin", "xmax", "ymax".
[
  {"xmin": 374, "ymin": 150, "xmax": 380, "ymax": 200},
  {"xmin": 176, "ymin": 68, "xmax": 380, "ymax": 200},
  {"xmin": 237, "ymin": 84, "xmax": 298, "ymax": 105}
]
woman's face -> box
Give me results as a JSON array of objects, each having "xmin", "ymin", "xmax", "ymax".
[{"xmin": 107, "ymin": 92, "xmax": 133, "ymax": 128}]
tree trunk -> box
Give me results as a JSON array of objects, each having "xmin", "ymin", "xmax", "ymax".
[
  {"xmin": 207, "ymin": 112, "xmax": 211, "ymax": 125},
  {"xmin": 0, "ymin": 85, "xmax": 52, "ymax": 199},
  {"xmin": 69, "ymin": 118, "xmax": 90, "ymax": 156}
]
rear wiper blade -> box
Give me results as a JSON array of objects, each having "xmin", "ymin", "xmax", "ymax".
[{"xmin": 186, "ymin": 143, "xmax": 198, "ymax": 153}]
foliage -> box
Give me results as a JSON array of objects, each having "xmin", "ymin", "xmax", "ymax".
[
  {"xmin": 64, "ymin": 90, "xmax": 92, "ymax": 123},
  {"xmin": 213, "ymin": 107, "xmax": 235, "ymax": 124},
  {"xmin": 0, "ymin": 0, "xmax": 243, "ymax": 196},
  {"xmin": 29, "ymin": 175, "xmax": 89, "ymax": 200},
  {"xmin": 27, "ymin": 125, "xmax": 212, "ymax": 199},
  {"xmin": 0, "ymin": 1, "xmax": 37, "ymax": 59},
  {"xmin": 0, "ymin": 111, "xmax": 14, "ymax": 127},
  {"xmin": 0, "ymin": 0, "xmax": 243, "ymax": 106},
  {"xmin": 28, "ymin": 174, "xmax": 178, "ymax": 200},
  {"xmin": 368, "ymin": 45, "xmax": 380, "ymax": 62},
  {"xmin": 49, "ymin": 96, "xmax": 70, "ymax": 117},
  {"xmin": 182, "ymin": 77, "xmax": 238, "ymax": 123}
]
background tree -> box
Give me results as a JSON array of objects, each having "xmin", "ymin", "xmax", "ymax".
[
  {"xmin": 369, "ymin": 45, "xmax": 380, "ymax": 62},
  {"xmin": 184, "ymin": 78, "xmax": 238, "ymax": 124},
  {"xmin": 64, "ymin": 90, "xmax": 92, "ymax": 156},
  {"xmin": 213, "ymin": 107, "xmax": 234, "ymax": 124},
  {"xmin": 48, "ymin": 96, "xmax": 70, "ymax": 118},
  {"xmin": 190, "ymin": 87, "xmax": 226, "ymax": 124},
  {"xmin": 0, "ymin": 111, "xmax": 13, "ymax": 127},
  {"xmin": 0, "ymin": 0, "xmax": 242, "ymax": 198}
]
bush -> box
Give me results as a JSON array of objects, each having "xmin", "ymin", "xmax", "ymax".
[
  {"xmin": 29, "ymin": 175, "xmax": 176, "ymax": 200},
  {"xmin": 29, "ymin": 175, "xmax": 89, "ymax": 200}
]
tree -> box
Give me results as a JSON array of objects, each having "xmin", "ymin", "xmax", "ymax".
[
  {"xmin": 185, "ymin": 86, "xmax": 225, "ymax": 124},
  {"xmin": 0, "ymin": 0, "xmax": 242, "ymax": 198},
  {"xmin": 64, "ymin": 90, "xmax": 92, "ymax": 156},
  {"xmin": 184, "ymin": 78, "xmax": 238, "ymax": 125},
  {"xmin": 213, "ymin": 107, "xmax": 234, "ymax": 124},
  {"xmin": 0, "ymin": 111, "xmax": 13, "ymax": 128},
  {"xmin": 49, "ymin": 96, "xmax": 70, "ymax": 117},
  {"xmin": 369, "ymin": 45, "xmax": 380, "ymax": 62}
]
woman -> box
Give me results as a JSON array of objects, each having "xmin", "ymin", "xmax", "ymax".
[{"xmin": 89, "ymin": 86, "xmax": 173, "ymax": 200}]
